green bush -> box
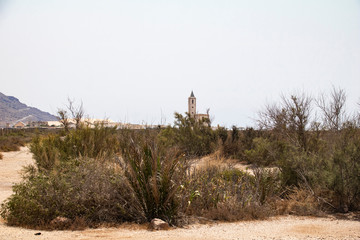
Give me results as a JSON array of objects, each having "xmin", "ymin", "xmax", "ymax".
[
  {"xmin": 2, "ymin": 127, "xmax": 188, "ymax": 228},
  {"xmin": 0, "ymin": 158, "xmax": 142, "ymax": 227},
  {"xmin": 270, "ymin": 125, "xmax": 360, "ymax": 212},
  {"xmin": 30, "ymin": 125, "xmax": 119, "ymax": 171},
  {"xmin": 245, "ymin": 137, "xmax": 276, "ymax": 166},
  {"xmin": 221, "ymin": 127, "xmax": 263, "ymax": 160},
  {"xmin": 159, "ymin": 113, "xmax": 217, "ymax": 157}
]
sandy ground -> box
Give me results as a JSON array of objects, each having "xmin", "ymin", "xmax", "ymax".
[
  {"xmin": 1, "ymin": 147, "xmax": 360, "ymax": 240},
  {"xmin": 191, "ymin": 153, "xmax": 254, "ymax": 174},
  {"xmin": 0, "ymin": 147, "xmax": 34, "ymax": 204}
]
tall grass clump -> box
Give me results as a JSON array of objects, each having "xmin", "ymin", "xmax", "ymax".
[{"xmin": 119, "ymin": 130, "xmax": 187, "ymax": 224}]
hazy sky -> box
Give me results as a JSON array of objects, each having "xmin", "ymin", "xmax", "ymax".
[{"xmin": 1, "ymin": 0, "xmax": 359, "ymax": 127}]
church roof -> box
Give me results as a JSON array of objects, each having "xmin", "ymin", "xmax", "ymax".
[{"xmin": 190, "ymin": 91, "xmax": 195, "ymax": 98}]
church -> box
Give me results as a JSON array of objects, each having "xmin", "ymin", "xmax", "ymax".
[{"xmin": 188, "ymin": 91, "xmax": 209, "ymax": 121}]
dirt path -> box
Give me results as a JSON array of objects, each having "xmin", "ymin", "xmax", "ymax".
[
  {"xmin": 1, "ymin": 148, "xmax": 360, "ymax": 240},
  {"xmin": 0, "ymin": 147, "xmax": 34, "ymax": 204}
]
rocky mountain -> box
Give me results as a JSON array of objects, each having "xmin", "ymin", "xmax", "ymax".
[{"xmin": 0, "ymin": 92, "xmax": 57, "ymax": 127}]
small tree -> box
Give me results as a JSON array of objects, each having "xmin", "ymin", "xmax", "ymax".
[
  {"xmin": 67, "ymin": 98, "xmax": 84, "ymax": 129},
  {"xmin": 57, "ymin": 109, "xmax": 70, "ymax": 132},
  {"xmin": 258, "ymin": 92, "xmax": 312, "ymax": 152},
  {"xmin": 57, "ymin": 98, "xmax": 85, "ymax": 131},
  {"xmin": 282, "ymin": 94, "xmax": 312, "ymax": 151},
  {"xmin": 317, "ymin": 87, "xmax": 347, "ymax": 131}
]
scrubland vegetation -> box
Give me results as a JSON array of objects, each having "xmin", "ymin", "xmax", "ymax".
[
  {"xmin": 0, "ymin": 128, "xmax": 59, "ymax": 153},
  {"xmin": 1, "ymin": 87, "xmax": 359, "ymax": 229}
]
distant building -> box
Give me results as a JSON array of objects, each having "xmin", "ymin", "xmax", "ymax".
[
  {"xmin": 47, "ymin": 121, "xmax": 63, "ymax": 127},
  {"xmin": 13, "ymin": 121, "xmax": 25, "ymax": 129},
  {"xmin": 188, "ymin": 91, "xmax": 209, "ymax": 122},
  {"xmin": 28, "ymin": 121, "xmax": 49, "ymax": 128},
  {"xmin": 188, "ymin": 91, "xmax": 197, "ymax": 118}
]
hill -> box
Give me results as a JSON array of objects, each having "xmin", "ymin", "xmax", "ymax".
[{"xmin": 0, "ymin": 92, "xmax": 57, "ymax": 127}]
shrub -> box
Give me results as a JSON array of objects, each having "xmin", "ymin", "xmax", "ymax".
[
  {"xmin": 121, "ymin": 136, "xmax": 187, "ymax": 224},
  {"xmin": 30, "ymin": 125, "xmax": 119, "ymax": 171},
  {"xmin": 2, "ymin": 127, "xmax": 188, "ymax": 228},
  {"xmin": 30, "ymin": 135, "xmax": 61, "ymax": 171},
  {"xmin": 215, "ymin": 126, "xmax": 228, "ymax": 144},
  {"xmin": 0, "ymin": 158, "xmax": 142, "ymax": 227},
  {"xmin": 281, "ymin": 187, "xmax": 321, "ymax": 216},
  {"xmin": 180, "ymin": 166, "xmax": 281, "ymax": 221},
  {"xmin": 221, "ymin": 127, "xmax": 263, "ymax": 161},
  {"xmin": 0, "ymin": 135, "xmax": 25, "ymax": 152},
  {"xmin": 244, "ymin": 137, "xmax": 276, "ymax": 166},
  {"xmin": 275, "ymin": 124, "xmax": 360, "ymax": 212},
  {"xmin": 0, "ymin": 128, "xmax": 58, "ymax": 152},
  {"xmin": 320, "ymin": 124, "xmax": 360, "ymax": 212},
  {"xmin": 158, "ymin": 112, "xmax": 217, "ymax": 157}
]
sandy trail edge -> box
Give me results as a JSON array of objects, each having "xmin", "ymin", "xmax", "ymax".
[{"xmin": 1, "ymin": 147, "xmax": 359, "ymax": 240}]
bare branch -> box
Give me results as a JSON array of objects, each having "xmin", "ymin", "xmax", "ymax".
[
  {"xmin": 316, "ymin": 87, "xmax": 347, "ymax": 131},
  {"xmin": 67, "ymin": 98, "xmax": 84, "ymax": 129},
  {"xmin": 258, "ymin": 92, "xmax": 312, "ymax": 151}
]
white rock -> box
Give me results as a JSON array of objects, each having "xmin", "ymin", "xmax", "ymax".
[{"xmin": 150, "ymin": 218, "xmax": 170, "ymax": 230}]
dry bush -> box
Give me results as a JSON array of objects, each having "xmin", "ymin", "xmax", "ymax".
[
  {"xmin": 0, "ymin": 128, "xmax": 56, "ymax": 152},
  {"xmin": 279, "ymin": 187, "xmax": 321, "ymax": 216},
  {"xmin": 180, "ymin": 166, "xmax": 281, "ymax": 221},
  {"xmin": 0, "ymin": 135, "xmax": 25, "ymax": 152},
  {"xmin": 201, "ymin": 198, "xmax": 273, "ymax": 221}
]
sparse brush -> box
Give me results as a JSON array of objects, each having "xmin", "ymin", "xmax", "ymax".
[
  {"xmin": 0, "ymin": 128, "xmax": 58, "ymax": 152},
  {"xmin": 0, "ymin": 135, "xmax": 25, "ymax": 152}
]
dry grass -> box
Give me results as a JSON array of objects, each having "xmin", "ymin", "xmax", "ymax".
[{"xmin": 275, "ymin": 187, "xmax": 322, "ymax": 216}]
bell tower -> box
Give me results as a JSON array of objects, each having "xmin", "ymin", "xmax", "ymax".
[{"xmin": 188, "ymin": 91, "xmax": 196, "ymax": 118}]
